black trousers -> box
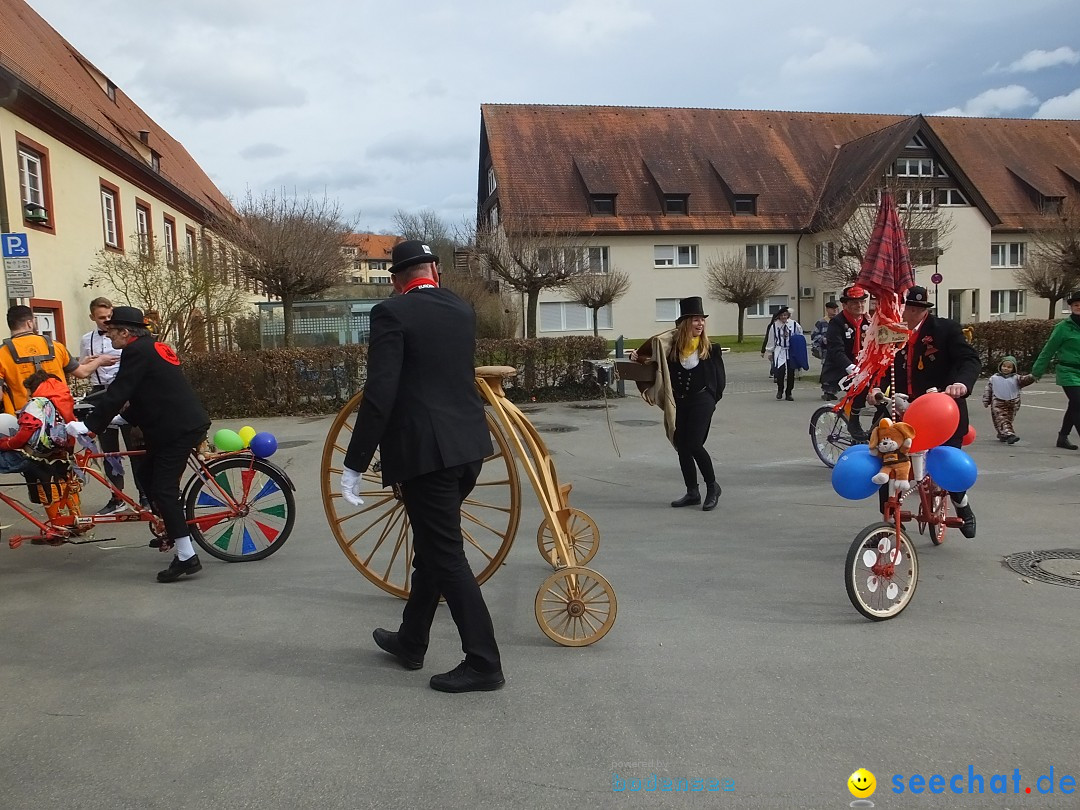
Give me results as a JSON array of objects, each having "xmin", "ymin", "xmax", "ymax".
[
  {"xmin": 673, "ymin": 390, "xmax": 716, "ymax": 490},
  {"xmin": 397, "ymin": 460, "xmax": 501, "ymax": 673},
  {"xmin": 774, "ymin": 362, "xmax": 795, "ymax": 396},
  {"xmin": 133, "ymin": 428, "xmax": 204, "ymax": 540},
  {"xmin": 98, "ymin": 423, "xmax": 147, "ymax": 497},
  {"xmin": 1059, "ymin": 386, "xmax": 1080, "ymax": 437}
]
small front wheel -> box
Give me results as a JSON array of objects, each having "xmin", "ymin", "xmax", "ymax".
[
  {"xmin": 186, "ymin": 457, "xmax": 296, "ymax": 562},
  {"xmin": 844, "ymin": 522, "xmax": 919, "ymax": 621},
  {"xmin": 535, "ymin": 566, "xmax": 617, "ymax": 646},
  {"xmin": 810, "ymin": 406, "xmax": 854, "ymax": 468},
  {"xmin": 536, "ymin": 508, "xmax": 599, "ymax": 567}
]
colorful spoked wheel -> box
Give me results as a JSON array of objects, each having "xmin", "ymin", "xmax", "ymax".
[
  {"xmin": 185, "ymin": 456, "xmax": 296, "ymax": 562},
  {"xmin": 534, "ymin": 566, "xmax": 617, "ymax": 646},
  {"xmin": 844, "ymin": 522, "xmax": 919, "ymax": 621}
]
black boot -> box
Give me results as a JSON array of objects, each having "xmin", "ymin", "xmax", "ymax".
[
  {"xmin": 775, "ymin": 388, "xmax": 783, "ymax": 400},
  {"xmin": 954, "ymin": 503, "xmax": 976, "ymax": 539},
  {"xmin": 1057, "ymin": 433, "xmax": 1078, "ymax": 450},
  {"xmin": 702, "ymin": 483, "xmax": 721, "ymax": 511},
  {"xmin": 671, "ymin": 488, "xmax": 701, "ymax": 507}
]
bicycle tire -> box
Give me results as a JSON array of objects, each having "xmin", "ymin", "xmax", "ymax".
[
  {"xmin": 844, "ymin": 522, "xmax": 919, "ymax": 621},
  {"xmin": 185, "ymin": 457, "xmax": 296, "ymax": 562},
  {"xmin": 810, "ymin": 406, "xmax": 854, "ymax": 468}
]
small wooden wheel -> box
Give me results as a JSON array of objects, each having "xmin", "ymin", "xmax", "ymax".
[
  {"xmin": 534, "ymin": 566, "xmax": 617, "ymax": 646},
  {"xmin": 321, "ymin": 391, "xmax": 521, "ymax": 599},
  {"xmin": 536, "ymin": 508, "xmax": 599, "ymax": 567}
]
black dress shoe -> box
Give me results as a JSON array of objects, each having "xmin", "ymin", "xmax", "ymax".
[
  {"xmin": 775, "ymin": 391, "xmax": 783, "ymax": 400},
  {"xmin": 702, "ymin": 483, "xmax": 721, "ymax": 512},
  {"xmin": 1057, "ymin": 434, "xmax": 1078, "ymax": 450},
  {"xmin": 157, "ymin": 554, "xmax": 202, "ymax": 582},
  {"xmin": 372, "ymin": 628, "xmax": 423, "ymax": 670},
  {"xmin": 429, "ymin": 660, "xmax": 505, "ymax": 693},
  {"xmin": 955, "ymin": 504, "xmax": 976, "ymax": 539},
  {"xmin": 670, "ymin": 489, "xmax": 701, "ymax": 507},
  {"xmin": 785, "ymin": 394, "xmax": 794, "ymax": 401}
]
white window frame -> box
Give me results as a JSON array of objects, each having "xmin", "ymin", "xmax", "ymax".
[
  {"xmin": 895, "ymin": 157, "xmax": 935, "ymax": 177},
  {"xmin": 898, "ymin": 188, "xmax": 934, "ymax": 210},
  {"xmin": 586, "ymin": 246, "xmax": 609, "ymax": 274},
  {"xmin": 487, "ymin": 166, "xmax": 497, "ymax": 195},
  {"xmin": 101, "ymin": 188, "xmax": 119, "ymax": 247},
  {"xmin": 748, "ymin": 295, "xmax": 790, "ymax": 317},
  {"xmin": 936, "ymin": 188, "xmax": 969, "ymax": 206},
  {"xmin": 538, "ymin": 301, "xmax": 610, "ymax": 332},
  {"xmin": 746, "ymin": 243, "xmax": 788, "ymax": 271},
  {"xmin": 654, "ymin": 244, "xmax": 698, "ymax": 268},
  {"xmin": 17, "ymin": 147, "xmax": 44, "ymax": 207},
  {"xmin": 990, "ymin": 242, "xmax": 1025, "ymax": 268},
  {"xmin": 488, "ymin": 202, "xmax": 499, "ymax": 229},
  {"xmin": 815, "ymin": 241, "xmax": 835, "ymax": 268},
  {"xmin": 136, "ymin": 204, "xmax": 150, "ymax": 254},
  {"xmin": 990, "ymin": 289, "xmax": 1025, "ymax": 315},
  {"xmin": 163, "ymin": 218, "xmax": 176, "ymax": 265}
]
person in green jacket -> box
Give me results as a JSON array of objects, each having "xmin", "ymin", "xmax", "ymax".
[{"xmin": 1032, "ymin": 290, "xmax": 1080, "ymax": 450}]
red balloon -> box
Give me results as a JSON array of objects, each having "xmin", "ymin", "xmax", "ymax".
[
  {"xmin": 905, "ymin": 392, "xmax": 961, "ymax": 452},
  {"xmin": 962, "ymin": 425, "xmax": 976, "ymax": 446}
]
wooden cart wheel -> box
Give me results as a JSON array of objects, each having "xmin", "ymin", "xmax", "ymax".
[
  {"xmin": 321, "ymin": 391, "xmax": 521, "ymax": 599},
  {"xmin": 534, "ymin": 566, "xmax": 617, "ymax": 646},
  {"xmin": 536, "ymin": 508, "xmax": 599, "ymax": 567}
]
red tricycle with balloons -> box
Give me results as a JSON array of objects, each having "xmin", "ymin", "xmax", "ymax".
[
  {"xmin": 832, "ymin": 389, "xmax": 978, "ymax": 621},
  {"xmin": 3, "ymin": 423, "xmax": 294, "ymax": 560}
]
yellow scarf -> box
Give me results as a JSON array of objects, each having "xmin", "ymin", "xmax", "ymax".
[{"xmin": 678, "ymin": 335, "xmax": 702, "ymax": 361}]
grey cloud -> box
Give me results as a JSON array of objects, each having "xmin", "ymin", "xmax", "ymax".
[
  {"xmin": 136, "ymin": 62, "xmax": 308, "ymax": 120},
  {"xmin": 240, "ymin": 143, "xmax": 289, "ymax": 160},
  {"xmin": 264, "ymin": 166, "xmax": 377, "ymax": 193},
  {"xmin": 366, "ymin": 134, "xmax": 474, "ymax": 164}
]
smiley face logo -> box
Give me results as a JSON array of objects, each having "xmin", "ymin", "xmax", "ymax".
[{"xmin": 848, "ymin": 768, "xmax": 876, "ymax": 798}]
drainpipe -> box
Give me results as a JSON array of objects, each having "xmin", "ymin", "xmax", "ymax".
[{"xmin": 795, "ymin": 233, "xmax": 804, "ymax": 324}]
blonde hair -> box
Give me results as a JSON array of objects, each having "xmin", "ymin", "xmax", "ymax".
[{"xmin": 669, "ymin": 319, "xmax": 711, "ymax": 361}]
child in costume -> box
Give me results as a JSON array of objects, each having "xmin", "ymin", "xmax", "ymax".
[{"xmin": 982, "ymin": 355, "xmax": 1035, "ymax": 444}]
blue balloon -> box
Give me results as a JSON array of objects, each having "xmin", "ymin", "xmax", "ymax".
[
  {"xmin": 831, "ymin": 445, "xmax": 883, "ymax": 500},
  {"xmin": 249, "ymin": 432, "xmax": 278, "ymax": 459},
  {"xmin": 925, "ymin": 445, "xmax": 977, "ymax": 491}
]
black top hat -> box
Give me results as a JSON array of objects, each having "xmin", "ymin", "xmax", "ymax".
[
  {"xmin": 904, "ymin": 286, "xmax": 934, "ymax": 308},
  {"xmin": 389, "ymin": 240, "xmax": 439, "ymax": 274},
  {"xmin": 676, "ymin": 296, "xmax": 708, "ymax": 323},
  {"xmin": 1067, "ymin": 290, "xmax": 1080, "ymax": 305},
  {"xmin": 104, "ymin": 305, "xmax": 147, "ymax": 328},
  {"xmin": 840, "ymin": 285, "xmax": 869, "ymax": 302}
]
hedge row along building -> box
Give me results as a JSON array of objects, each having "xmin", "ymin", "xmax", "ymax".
[{"xmin": 477, "ymin": 103, "xmax": 1080, "ymax": 340}]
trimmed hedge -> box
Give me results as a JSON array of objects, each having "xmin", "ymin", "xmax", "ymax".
[
  {"xmin": 182, "ymin": 336, "xmax": 610, "ymax": 418},
  {"xmin": 965, "ymin": 319, "xmax": 1058, "ymax": 375}
]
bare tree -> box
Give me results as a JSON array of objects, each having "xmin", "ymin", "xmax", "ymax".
[
  {"xmin": 470, "ymin": 214, "xmax": 595, "ymax": 337},
  {"xmin": 392, "ymin": 209, "xmax": 459, "ymax": 267},
  {"xmin": 565, "ymin": 268, "xmax": 631, "ymax": 337},
  {"xmin": 705, "ymin": 252, "xmax": 782, "ymax": 343},
  {"xmin": 1023, "ymin": 200, "xmax": 1080, "ymax": 316},
  {"xmin": 85, "ymin": 236, "xmax": 248, "ymax": 352},
  {"xmin": 812, "ymin": 179, "xmax": 954, "ymax": 288},
  {"xmin": 213, "ymin": 189, "xmax": 353, "ymax": 347}
]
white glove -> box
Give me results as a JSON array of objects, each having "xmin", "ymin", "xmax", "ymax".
[
  {"xmin": 109, "ymin": 414, "xmax": 128, "ymax": 427},
  {"xmin": 340, "ymin": 467, "xmax": 365, "ymax": 507},
  {"xmin": 845, "ymin": 364, "xmax": 857, "ymax": 376},
  {"xmin": 65, "ymin": 420, "xmax": 90, "ymax": 437}
]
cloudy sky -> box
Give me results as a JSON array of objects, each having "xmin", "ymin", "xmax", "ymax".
[{"xmin": 29, "ymin": 0, "xmax": 1080, "ymax": 233}]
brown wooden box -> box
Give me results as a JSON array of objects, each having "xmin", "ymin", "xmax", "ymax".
[{"xmin": 614, "ymin": 360, "xmax": 656, "ymax": 384}]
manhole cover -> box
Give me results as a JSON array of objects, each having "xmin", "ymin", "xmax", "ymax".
[
  {"xmin": 614, "ymin": 419, "xmax": 660, "ymax": 427},
  {"xmin": 276, "ymin": 440, "xmax": 312, "ymax": 449},
  {"xmin": 532, "ymin": 423, "xmax": 579, "ymax": 433},
  {"xmin": 1003, "ymin": 549, "xmax": 1080, "ymax": 588},
  {"xmin": 568, "ymin": 403, "xmax": 611, "ymax": 410}
]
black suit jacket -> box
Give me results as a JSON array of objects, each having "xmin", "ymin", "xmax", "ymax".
[
  {"xmin": 820, "ymin": 314, "xmax": 870, "ymax": 388},
  {"xmin": 345, "ymin": 287, "xmax": 493, "ymax": 486},
  {"xmin": 83, "ymin": 335, "xmax": 210, "ymax": 443},
  {"xmin": 894, "ymin": 313, "xmax": 981, "ymax": 444}
]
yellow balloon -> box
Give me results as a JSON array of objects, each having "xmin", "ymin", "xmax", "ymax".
[{"xmin": 238, "ymin": 426, "xmax": 257, "ymax": 447}]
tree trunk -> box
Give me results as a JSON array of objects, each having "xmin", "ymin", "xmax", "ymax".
[
  {"xmin": 1049, "ymin": 298, "xmax": 1058, "ymax": 319},
  {"xmin": 592, "ymin": 306, "xmax": 599, "ymax": 337},
  {"xmin": 525, "ymin": 290, "xmax": 539, "ymax": 339},
  {"xmin": 282, "ymin": 292, "xmax": 295, "ymax": 348},
  {"xmin": 737, "ymin": 306, "xmax": 745, "ymax": 343}
]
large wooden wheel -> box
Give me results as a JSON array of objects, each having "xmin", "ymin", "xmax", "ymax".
[{"xmin": 321, "ymin": 391, "xmax": 521, "ymax": 599}]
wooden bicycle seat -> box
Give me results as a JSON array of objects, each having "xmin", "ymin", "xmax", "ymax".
[{"xmin": 474, "ymin": 365, "xmax": 518, "ymax": 378}]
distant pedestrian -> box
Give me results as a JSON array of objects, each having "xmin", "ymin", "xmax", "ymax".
[
  {"xmin": 764, "ymin": 307, "xmax": 803, "ymax": 401},
  {"xmin": 982, "ymin": 356, "xmax": 1035, "ymax": 444},
  {"xmin": 1031, "ymin": 290, "xmax": 1080, "ymax": 450},
  {"xmin": 812, "ymin": 300, "xmax": 839, "ymax": 399}
]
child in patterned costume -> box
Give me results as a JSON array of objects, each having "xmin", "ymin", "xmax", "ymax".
[{"xmin": 982, "ymin": 355, "xmax": 1035, "ymax": 444}]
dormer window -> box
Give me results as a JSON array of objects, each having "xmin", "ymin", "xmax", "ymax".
[
  {"xmin": 590, "ymin": 194, "xmax": 616, "ymax": 215},
  {"xmin": 151, "ymin": 151, "xmax": 160, "ymax": 172},
  {"xmin": 487, "ymin": 166, "xmax": 497, "ymax": 196},
  {"xmin": 107, "ymin": 80, "xmax": 116, "ymax": 102},
  {"xmin": 1040, "ymin": 194, "xmax": 1065, "ymax": 215},
  {"xmin": 733, "ymin": 196, "xmax": 757, "ymax": 215},
  {"xmin": 663, "ymin": 194, "xmax": 688, "ymax": 215}
]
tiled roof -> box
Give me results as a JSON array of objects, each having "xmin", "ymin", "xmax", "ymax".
[
  {"xmin": 0, "ymin": 0, "xmax": 231, "ymax": 217},
  {"xmin": 481, "ymin": 104, "xmax": 1080, "ymax": 234},
  {"xmin": 343, "ymin": 232, "xmax": 399, "ymax": 259}
]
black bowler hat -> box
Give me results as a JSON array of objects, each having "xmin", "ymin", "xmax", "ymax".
[
  {"xmin": 104, "ymin": 305, "xmax": 147, "ymax": 328},
  {"xmin": 676, "ymin": 296, "xmax": 708, "ymax": 323},
  {"xmin": 389, "ymin": 240, "xmax": 439, "ymax": 274},
  {"xmin": 1067, "ymin": 290, "xmax": 1080, "ymax": 305},
  {"xmin": 904, "ymin": 286, "xmax": 934, "ymax": 308},
  {"xmin": 825, "ymin": 300, "xmax": 839, "ymax": 310}
]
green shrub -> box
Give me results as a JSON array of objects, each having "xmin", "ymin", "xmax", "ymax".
[{"xmin": 965, "ymin": 319, "xmax": 1058, "ymax": 375}]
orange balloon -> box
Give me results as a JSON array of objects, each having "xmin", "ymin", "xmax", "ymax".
[
  {"xmin": 962, "ymin": 425, "xmax": 976, "ymax": 446},
  {"xmin": 905, "ymin": 392, "xmax": 960, "ymax": 452}
]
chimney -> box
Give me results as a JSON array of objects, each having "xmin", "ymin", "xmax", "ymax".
[{"xmin": 138, "ymin": 130, "xmax": 150, "ymax": 144}]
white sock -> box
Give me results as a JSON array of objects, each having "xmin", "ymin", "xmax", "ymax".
[
  {"xmin": 175, "ymin": 535, "xmax": 196, "ymax": 561},
  {"xmin": 953, "ymin": 494, "xmax": 969, "ymax": 508}
]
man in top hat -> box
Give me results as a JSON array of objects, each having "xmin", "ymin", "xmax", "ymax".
[
  {"xmin": 65, "ymin": 306, "xmax": 211, "ymax": 581},
  {"xmin": 821, "ymin": 286, "xmax": 872, "ymax": 435},
  {"xmin": 885, "ymin": 286, "xmax": 981, "ymax": 537},
  {"xmin": 340, "ymin": 239, "xmax": 505, "ymax": 693}
]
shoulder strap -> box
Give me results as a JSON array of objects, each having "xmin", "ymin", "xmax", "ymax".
[{"xmin": 3, "ymin": 335, "xmax": 56, "ymax": 367}]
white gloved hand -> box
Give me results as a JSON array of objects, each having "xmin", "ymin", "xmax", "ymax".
[
  {"xmin": 845, "ymin": 364, "xmax": 857, "ymax": 376},
  {"xmin": 109, "ymin": 414, "xmax": 128, "ymax": 427},
  {"xmin": 340, "ymin": 467, "xmax": 365, "ymax": 507},
  {"xmin": 65, "ymin": 420, "xmax": 90, "ymax": 437}
]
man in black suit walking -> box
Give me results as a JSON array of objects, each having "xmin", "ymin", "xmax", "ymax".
[{"xmin": 341, "ymin": 240, "xmax": 504, "ymax": 693}]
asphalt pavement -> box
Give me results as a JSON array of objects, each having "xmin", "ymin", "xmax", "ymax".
[{"xmin": 2, "ymin": 352, "xmax": 1077, "ymax": 810}]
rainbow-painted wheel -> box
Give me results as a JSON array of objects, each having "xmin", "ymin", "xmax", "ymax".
[{"xmin": 185, "ymin": 456, "xmax": 296, "ymax": 562}]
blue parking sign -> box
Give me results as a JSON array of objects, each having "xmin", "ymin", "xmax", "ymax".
[{"xmin": 1, "ymin": 233, "xmax": 29, "ymax": 258}]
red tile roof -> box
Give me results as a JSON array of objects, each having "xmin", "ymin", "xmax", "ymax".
[
  {"xmin": 481, "ymin": 104, "xmax": 1080, "ymax": 233},
  {"xmin": 0, "ymin": 0, "xmax": 231, "ymax": 217},
  {"xmin": 343, "ymin": 232, "xmax": 400, "ymax": 259}
]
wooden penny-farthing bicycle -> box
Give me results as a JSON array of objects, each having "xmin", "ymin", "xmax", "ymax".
[{"xmin": 321, "ymin": 366, "xmax": 616, "ymax": 646}]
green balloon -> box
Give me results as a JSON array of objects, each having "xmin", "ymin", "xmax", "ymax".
[{"xmin": 213, "ymin": 428, "xmax": 245, "ymax": 452}]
